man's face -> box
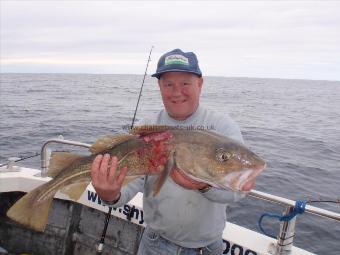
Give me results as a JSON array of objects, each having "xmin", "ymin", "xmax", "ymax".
[{"xmin": 158, "ymin": 72, "xmax": 203, "ymax": 120}]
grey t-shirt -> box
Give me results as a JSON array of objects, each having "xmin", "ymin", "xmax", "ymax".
[{"xmin": 113, "ymin": 105, "xmax": 244, "ymax": 248}]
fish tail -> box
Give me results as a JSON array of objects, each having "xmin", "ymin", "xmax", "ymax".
[{"xmin": 6, "ymin": 185, "xmax": 55, "ymax": 232}]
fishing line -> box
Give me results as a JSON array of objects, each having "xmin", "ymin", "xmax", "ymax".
[
  {"xmin": 96, "ymin": 46, "xmax": 154, "ymax": 255},
  {"xmin": 307, "ymin": 200, "xmax": 340, "ymax": 204},
  {"xmin": 0, "ymin": 152, "xmax": 40, "ymax": 168}
]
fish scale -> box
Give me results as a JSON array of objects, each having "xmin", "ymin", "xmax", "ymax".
[{"xmin": 6, "ymin": 125, "xmax": 265, "ymax": 231}]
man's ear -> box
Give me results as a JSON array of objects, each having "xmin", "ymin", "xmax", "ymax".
[{"xmin": 198, "ymin": 77, "xmax": 203, "ymax": 90}]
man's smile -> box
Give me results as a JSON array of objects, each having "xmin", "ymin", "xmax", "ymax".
[{"xmin": 171, "ymin": 99, "xmax": 187, "ymax": 104}]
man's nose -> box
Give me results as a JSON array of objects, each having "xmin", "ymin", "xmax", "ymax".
[{"xmin": 171, "ymin": 84, "xmax": 182, "ymax": 96}]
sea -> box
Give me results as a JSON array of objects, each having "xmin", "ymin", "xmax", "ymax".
[{"xmin": 0, "ymin": 73, "xmax": 339, "ymax": 254}]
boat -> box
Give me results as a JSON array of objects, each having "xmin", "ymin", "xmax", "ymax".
[{"xmin": 0, "ymin": 137, "xmax": 339, "ymax": 255}]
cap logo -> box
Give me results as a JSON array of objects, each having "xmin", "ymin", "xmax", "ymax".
[{"xmin": 165, "ymin": 54, "xmax": 189, "ymax": 66}]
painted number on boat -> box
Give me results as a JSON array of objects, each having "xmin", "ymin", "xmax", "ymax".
[{"xmin": 223, "ymin": 240, "xmax": 257, "ymax": 255}]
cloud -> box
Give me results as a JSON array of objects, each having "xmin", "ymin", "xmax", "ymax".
[{"xmin": 1, "ymin": 1, "xmax": 340, "ymax": 80}]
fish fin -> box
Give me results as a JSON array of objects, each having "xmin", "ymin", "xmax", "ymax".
[
  {"xmin": 172, "ymin": 150, "xmax": 179, "ymax": 169},
  {"xmin": 130, "ymin": 125, "xmax": 172, "ymax": 136},
  {"xmin": 60, "ymin": 181, "xmax": 90, "ymax": 201},
  {"xmin": 48, "ymin": 152, "xmax": 83, "ymax": 178},
  {"xmin": 90, "ymin": 134, "xmax": 136, "ymax": 154},
  {"xmin": 6, "ymin": 187, "xmax": 54, "ymax": 232},
  {"xmin": 152, "ymin": 151, "xmax": 175, "ymax": 196}
]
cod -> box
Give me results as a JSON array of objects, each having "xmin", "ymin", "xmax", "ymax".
[{"xmin": 6, "ymin": 125, "xmax": 265, "ymax": 231}]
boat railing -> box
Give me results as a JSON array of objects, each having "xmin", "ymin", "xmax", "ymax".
[
  {"xmin": 249, "ymin": 190, "xmax": 340, "ymax": 221},
  {"xmin": 249, "ymin": 190, "xmax": 339, "ymax": 254},
  {"xmin": 39, "ymin": 137, "xmax": 340, "ymax": 255},
  {"xmin": 40, "ymin": 136, "xmax": 91, "ymax": 177}
]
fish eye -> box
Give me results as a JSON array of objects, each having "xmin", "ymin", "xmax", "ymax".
[{"xmin": 215, "ymin": 148, "xmax": 232, "ymax": 162}]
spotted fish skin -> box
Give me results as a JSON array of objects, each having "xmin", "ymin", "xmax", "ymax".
[{"xmin": 6, "ymin": 125, "xmax": 265, "ymax": 231}]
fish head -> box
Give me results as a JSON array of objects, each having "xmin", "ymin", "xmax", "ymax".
[
  {"xmin": 175, "ymin": 133, "xmax": 266, "ymax": 191},
  {"xmin": 209, "ymin": 142, "xmax": 266, "ymax": 190}
]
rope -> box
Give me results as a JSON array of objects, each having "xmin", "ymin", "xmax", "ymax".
[
  {"xmin": 258, "ymin": 200, "xmax": 307, "ymax": 238},
  {"xmin": 279, "ymin": 200, "xmax": 306, "ymax": 221}
]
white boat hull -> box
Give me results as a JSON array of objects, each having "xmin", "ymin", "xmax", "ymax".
[{"xmin": 0, "ymin": 166, "xmax": 314, "ymax": 255}]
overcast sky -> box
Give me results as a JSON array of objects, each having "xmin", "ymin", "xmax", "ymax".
[{"xmin": 1, "ymin": 1, "xmax": 340, "ymax": 80}]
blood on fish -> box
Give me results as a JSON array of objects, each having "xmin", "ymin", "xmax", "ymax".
[
  {"xmin": 140, "ymin": 131, "xmax": 173, "ymax": 173},
  {"xmin": 142, "ymin": 131, "xmax": 173, "ymax": 143},
  {"xmin": 137, "ymin": 148, "xmax": 145, "ymax": 157}
]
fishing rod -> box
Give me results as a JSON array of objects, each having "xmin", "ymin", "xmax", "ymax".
[
  {"xmin": 131, "ymin": 46, "xmax": 154, "ymax": 129},
  {"xmin": 96, "ymin": 46, "xmax": 154, "ymax": 255}
]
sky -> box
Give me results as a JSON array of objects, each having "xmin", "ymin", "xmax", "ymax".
[{"xmin": 1, "ymin": 1, "xmax": 340, "ymax": 81}]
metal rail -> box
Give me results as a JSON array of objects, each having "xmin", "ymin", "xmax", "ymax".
[
  {"xmin": 40, "ymin": 137, "xmax": 91, "ymax": 177},
  {"xmin": 249, "ymin": 190, "xmax": 340, "ymax": 221}
]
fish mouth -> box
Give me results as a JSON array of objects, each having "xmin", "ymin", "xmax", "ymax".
[
  {"xmin": 173, "ymin": 163, "xmax": 266, "ymax": 192},
  {"xmin": 238, "ymin": 163, "xmax": 266, "ymax": 191},
  {"xmin": 220, "ymin": 162, "xmax": 266, "ymax": 191}
]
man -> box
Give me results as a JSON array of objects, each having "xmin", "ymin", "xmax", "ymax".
[{"xmin": 91, "ymin": 49, "xmax": 255, "ymax": 255}]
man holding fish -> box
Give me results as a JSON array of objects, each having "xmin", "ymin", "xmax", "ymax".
[
  {"xmin": 91, "ymin": 49, "xmax": 264, "ymax": 255},
  {"xmin": 6, "ymin": 49, "xmax": 265, "ymax": 250}
]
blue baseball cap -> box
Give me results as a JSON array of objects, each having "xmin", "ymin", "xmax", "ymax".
[{"xmin": 152, "ymin": 49, "xmax": 202, "ymax": 79}]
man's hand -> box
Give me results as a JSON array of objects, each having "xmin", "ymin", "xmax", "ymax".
[
  {"xmin": 170, "ymin": 168, "xmax": 210, "ymax": 190},
  {"xmin": 91, "ymin": 154, "xmax": 128, "ymax": 202}
]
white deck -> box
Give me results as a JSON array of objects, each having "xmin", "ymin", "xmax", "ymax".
[{"xmin": 0, "ymin": 166, "xmax": 314, "ymax": 255}]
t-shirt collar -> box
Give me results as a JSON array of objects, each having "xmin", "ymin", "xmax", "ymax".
[{"xmin": 164, "ymin": 104, "xmax": 202, "ymax": 124}]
